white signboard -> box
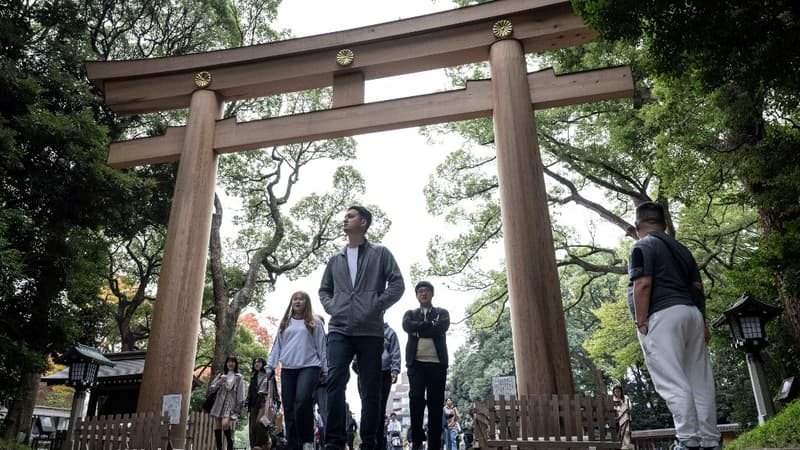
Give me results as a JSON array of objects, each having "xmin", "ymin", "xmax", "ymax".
[
  {"xmin": 162, "ymin": 394, "xmax": 183, "ymax": 425},
  {"xmin": 492, "ymin": 376, "xmax": 517, "ymax": 399}
]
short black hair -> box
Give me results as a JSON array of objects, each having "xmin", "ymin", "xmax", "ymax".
[
  {"xmin": 348, "ymin": 205, "xmax": 373, "ymax": 231},
  {"xmin": 415, "ymin": 281, "xmax": 434, "ymax": 294},
  {"xmin": 635, "ymin": 201, "xmax": 666, "ymax": 225}
]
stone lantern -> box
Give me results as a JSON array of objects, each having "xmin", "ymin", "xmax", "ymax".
[
  {"xmin": 63, "ymin": 344, "xmax": 114, "ymax": 449},
  {"xmin": 712, "ymin": 293, "xmax": 782, "ymax": 425}
]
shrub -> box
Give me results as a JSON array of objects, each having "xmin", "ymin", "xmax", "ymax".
[{"xmin": 725, "ymin": 398, "xmax": 800, "ymax": 449}]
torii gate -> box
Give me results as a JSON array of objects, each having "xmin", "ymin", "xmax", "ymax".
[{"xmin": 86, "ymin": 0, "xmax": 632, "ymax": 445}]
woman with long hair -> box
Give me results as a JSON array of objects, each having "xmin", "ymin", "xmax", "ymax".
[
  {"xmin": 247, "ymin": 357, "xmax": 270, "ymax": 449},
  {"xmin": 442, "ymin": 398, "xmax": 460, "ymax": 450},
  {"xmin": 210, "ymin": 356, "xmax": 245, "ymax": 450},
  {"xmin": 266, "ymin": 291, "xmax": 328, "ymax": 450},
  {"xmin": 612, "ymin": 385, "xmax": 632, "ymax": 449}
]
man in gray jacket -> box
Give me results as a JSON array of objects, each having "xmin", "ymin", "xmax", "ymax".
[{"xmin": 319, "ymin": 205, "xmax": 405, "ymax": 450}]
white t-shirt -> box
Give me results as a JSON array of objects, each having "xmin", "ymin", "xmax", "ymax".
[{"xmin": 346, "ymin": 246, "xmax": 358, "ymax": 286}]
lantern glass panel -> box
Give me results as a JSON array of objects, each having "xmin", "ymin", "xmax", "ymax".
[
  {"xmin": 86, "ymin": 363, "xmax": 99, "ymax": 383},
  {"xmin": 729, "ymin": 318, "xmax": 743, "ymax": 341},
  {"xmin": 69, "ymin": 361, "xmax": 87, "ymax": 383},
  {"xmin": 740, "ymin": 316, "xmax": 763, "ymax": 339}
]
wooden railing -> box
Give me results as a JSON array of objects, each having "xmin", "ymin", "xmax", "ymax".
[
  {"xmin": 71, "ymin": 410, "xmax": 217, "ymax": 450},
  {"xmin": 73, "ymin": 412, "xmax": 170, "ymax": 450},
  {"xmin": 631, "ymin": 423, "xmax": 740, "ymax": 450},
  {"xmin": 474, "ymin": 394, "xmax": 619, "ymax": 450},
  {"xmin": 185, "ymin": 411, "xmax": 215, "ymax": 450}
]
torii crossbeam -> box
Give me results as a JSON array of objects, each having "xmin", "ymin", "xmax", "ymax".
[{"xmin": 86, "ymin": 0, "xmax": 633, "ymax": 445}]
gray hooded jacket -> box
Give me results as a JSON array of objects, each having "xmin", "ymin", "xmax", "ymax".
[{"xmin": 319, "ymin": 240, "xmax": 405, "ymax": 336}]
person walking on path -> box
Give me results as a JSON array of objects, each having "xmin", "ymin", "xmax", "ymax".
[
  {"xmin": 247, "ymin": 357, "xmax": 271, "ymax": 450},
  {"xmin": 387, "ymin": 413, "xmax": 403, "ymax": 450},
  {"xmin": 403, "ymin": 281, "xmax": 449, "ymax": 450},
  {"xmin": 313, "ymin": 315, "xmax": 330, "ymax": 448},
  {"xmin": 628, "ymin": 201, "xmax": 720, "ymax": 450},
  {"xmin": 442, "ymin": 399, "xmax": 459, "ymax": 450},
  {"xmin": 460, "ymin": 412, "xmax": 474, "ymax": 450},
  {"xmin": 346, "ymin": 406, "xmax": 358, "ymax": 450},
  {"xmin": 267, "ymin": 291, "xmax": 329, "ymax": 450},
  {"xmin": 612, "ymin": 385, "xmax": 632, "ymax": 449},
  {"xmin": 319, "ymin": 205, "xmax": 405, "ymax": 450},
  {"xmin": 210, "ymin": 356, "xmax": 245, "ymax": 450}
]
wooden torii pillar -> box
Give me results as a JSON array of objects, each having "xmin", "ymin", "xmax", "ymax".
[{"xmin": 86, "ymin": 0, "xmax": 632, "ymax": 445}]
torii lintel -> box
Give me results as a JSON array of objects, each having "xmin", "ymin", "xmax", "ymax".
[
  {"xmin": 107, "ymin": 66, "xmax": 633, "ymax": 168},
  {"xmin": 86, "ymin": 0, "xmax": 595, "ymax": 114}
]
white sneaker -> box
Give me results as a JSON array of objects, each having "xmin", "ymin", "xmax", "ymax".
[
  {"xmin": 672, "ymin": 440, "xmax": 687, "ymax": 450},
  {"xmin": 303, "ymin": 443, "xmax": 315, "ymax": 450}
]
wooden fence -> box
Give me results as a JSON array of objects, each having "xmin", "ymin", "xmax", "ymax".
[
  {"xmin": 71, "ymin": 411, "xmax": 216, "ymax": 450},
  {"xmin": 185, "ymin": 411, "xmax": 215, "ymax": 450},
  {"xmin": 474, "ymin": 394, "xmax": 619, "ymax": 450},
  {"xmin": 73, "ymin": 412, "xmax": 170, "ymax": 450}
]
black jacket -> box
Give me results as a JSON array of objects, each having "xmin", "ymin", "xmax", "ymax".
[{"xmin": 402, "ymin": 306, "xmax": 450, "ymax": 368}]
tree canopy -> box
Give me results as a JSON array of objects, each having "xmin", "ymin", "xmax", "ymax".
[{"xmin": 434, "ymin": 0, "xmax": 799, "ymax": 430}]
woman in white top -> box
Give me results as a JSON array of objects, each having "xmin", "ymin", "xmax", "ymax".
[
  {"xmin": 210, "ymin": 356, "xmax": 245, "ymax": 450},
  {"xmin": 612, "ymin": 385, "xmax": 632, "ymax": 449},
  {"xmin": 267, "ymin": 291, "xmax": 328, "ymax": 450}
]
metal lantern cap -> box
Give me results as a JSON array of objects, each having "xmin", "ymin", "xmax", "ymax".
[{"xmin": 712, "ymin": 292, "xmax": 782, "ymax": 353}]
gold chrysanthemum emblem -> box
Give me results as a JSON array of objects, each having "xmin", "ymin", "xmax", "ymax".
[
  {"xmin": 492, "ymin": 20, "xmax": 513, "ymax": 39},
  {"xmin": 336, "ymin": 48, "xmax": 355, "ymax": 66},
  {"xmin": 194, "ymin": 71, "xmax": 213, "ymax": 88}
]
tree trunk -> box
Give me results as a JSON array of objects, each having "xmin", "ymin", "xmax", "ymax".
[
  {"xmin": 212, "ymin": 304, "xmax": 236, "ymax": 374},
  {"xmin": 1, "ymin": 372, "xmax": 40, "ymax": 442},
  {"xmin": 209, "ymin": 194, "xmax": 266, "ymax": 374},
  {"xmin": 119, "ymin": 315, "xmax": 137, "ymax": 351},
  {"xmin": 775, "ymin": 255, "xmax": 800, "ymax": 340}
]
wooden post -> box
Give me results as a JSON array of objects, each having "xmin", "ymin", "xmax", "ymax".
[
  {"xmin": 489, "ymin": 39, "xmax": 574, "ymax": 395},
  {"xmin": 137, "ymin": 89, "xmax": 223, "ymax": 447},
  {"xmin": 332, "ymin": 71, "xmax": 365, "ymax": 108}
]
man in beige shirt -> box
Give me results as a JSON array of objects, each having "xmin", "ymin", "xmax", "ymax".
[{"xmin": 402, "ymin": 281, "xmax": 450, "ymax": 450}]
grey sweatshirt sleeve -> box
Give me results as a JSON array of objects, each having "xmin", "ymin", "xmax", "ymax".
[
  {"xmin": 377, "ymin": 247, "xmax": 405, "ymax": 311},
  {"xmin": 319, "ymin": 257, "xmax": 335, "ymax": 313},
  {"xmin": 266, "ymin": 331, "xmax": 282, "ymax": 371},
  {"xmin": 315, "ymin": 319, "xmax": 328, "ymax": 375},
  {"xmin": 387, "ymin": 327, "xmax": 401, "ymax": 374}
]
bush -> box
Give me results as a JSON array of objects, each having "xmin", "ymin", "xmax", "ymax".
[
  {"xmin": 0, "ymin": 438, "xmax": 31, "ymax": 450},
  {"xmin": 725, "ymin": 398, "xmax": 800, "ymax": 449}
]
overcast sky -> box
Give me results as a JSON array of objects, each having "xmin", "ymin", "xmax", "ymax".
[{"xmin": 233, "ymin": 0, "xmax": 470, "ymax": 416}]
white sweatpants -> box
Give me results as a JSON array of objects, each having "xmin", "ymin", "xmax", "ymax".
[{"xmin": 638, "ymin": 305, "xmax": 720, "ymax": 448}]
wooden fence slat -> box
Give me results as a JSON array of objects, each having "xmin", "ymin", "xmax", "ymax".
[
  {"xmin": 497, "ymin": 396, "xmax": 507, "ymax": 440},
  {"xmin": 519, "ymin": 394, "xmax": 529, "ymax": 440},
  {"xmin": 534, "ymin": 394, "xmax": 545, "ymax": 440},
  {"xmin": 187, "ymin": 410, "xmax": 216, "ymax": 450},
  {"xmin": 510, "ymin": 395, "xmax": 519, "ymax": 440},
  {"xmin": 549, "ymin": 394, "xmax": 559, "ymax": 440}
]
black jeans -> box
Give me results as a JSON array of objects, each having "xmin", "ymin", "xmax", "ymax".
[
  {"xmin": 359, "ymin": 370, "xmax": 393, "ymax": 450},
  {"xmin": 326, "ymin": 333, "xmax": 383, "ymax": 450},
  {"xmin": 282, "ymin": 366, "xmax": 322, "ymax": 450},
  {"xmin": 408, "ymin": 362, "xmax": 447, "ymax": 450}
]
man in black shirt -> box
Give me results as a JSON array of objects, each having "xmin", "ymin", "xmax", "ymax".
[
  {"xmin": 628, "ymin": 202, "xmax": 719, "ymax": 450},
  {"xmin": 403, "ymin": 281, "xmax": 450, "ymax": 450}
]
